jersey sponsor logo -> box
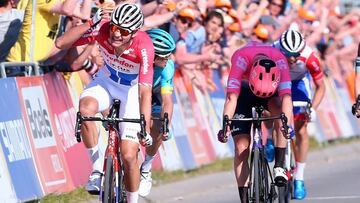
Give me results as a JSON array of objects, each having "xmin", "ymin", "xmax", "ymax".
[
  {"xmin": 0, "ymin": 119, "xmax": 32, "ymax": 162},
  {"xmin": 311, "ymin": 61, "xmax": 320, "ymax": 71},
  {"xmin": 141, "ymin": 49, "xmax": 149, "ymax": 74},
  {"xmin": 227, "ymin": 79, "xmax": 240, "ymax": 89},
  {"xmin": 123, "ymin": 48, "xmax": 136, "ymax": 57},
  {"xmin": 21, "ymin": 86, "xmax": 56, "ymax": 149},
  {"xmin": 235, "ymin": 57, "xmax": 247, "ymax": 71},
  {"xmin": 102, "ymin": 48, "xmax": 139, "ymax": 73}
]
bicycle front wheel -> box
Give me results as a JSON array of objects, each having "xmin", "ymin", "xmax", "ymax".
[
  {"xmin": 103, "ymin": 155, "xmax": 115, "ymax": 203},
  {"xmin": 253, "ymin": 148, "xmax": 260, "ymax": 203}
]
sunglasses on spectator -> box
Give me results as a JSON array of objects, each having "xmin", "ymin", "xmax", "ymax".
[
  {"xmin": 178, "ymin": 17, "xmax": 193, "ymax": 27},
  {"xmin": 110, "ymin": 24, "xmax": 132, "ymax": 36},
  {"xmin": 270, "ymin": 2, "xmax": 283, "ymax": 7}
]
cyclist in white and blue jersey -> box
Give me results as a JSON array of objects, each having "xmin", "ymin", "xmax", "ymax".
[{"xmin": 138, "ymin": 28, "xmax": 176, "ymax": 197}]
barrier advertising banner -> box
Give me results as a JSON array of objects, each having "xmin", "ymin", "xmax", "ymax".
[
  {"xmin": 16, "ymin": 77, "xmax": 74, "ymax": 193},
  {"xmin": 0, "ymin": 78, "xmax": 43, "ymax": 201},
  {"xmin": 173, "ymin": 70, "xmax": 212, "ymax": 166},
  {"xmin": 208, "ymin": 71, "xmax": 235, "ymax": 153},
  {"xmin": 171, "ymin": 92, "xmax": 196, "ymax": 170},
  {"xmin": 43, "ymin": 72, "xmax": 92, "ymax": 187},
  {"xmin": 0, "ymin": 144, "xmax": 17, "ymax": 203},
  {"xmin": 182, "ymin": 74, "xmax": 216, "ymax": 162}
]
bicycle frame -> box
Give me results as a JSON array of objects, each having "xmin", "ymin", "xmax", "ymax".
[
  {"xmin": 74, "ymin": 99, "xmax": 146, "ymax": 203},
  {"xmin": 223, "ymin": 106, "xmax": 288, "ymax": 203}
]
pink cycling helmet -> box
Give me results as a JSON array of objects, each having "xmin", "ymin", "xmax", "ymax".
[{"xmin": 249, "ymin": 56, "xmax": 281, "ymax": 98}]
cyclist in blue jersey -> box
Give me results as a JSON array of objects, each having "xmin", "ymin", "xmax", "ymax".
[{"xmin": 138, "ymin": 28, "xmax": 176, "ymax": 197}]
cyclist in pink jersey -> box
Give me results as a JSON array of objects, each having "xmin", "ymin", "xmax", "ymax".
[
  {"xmin": 218, "ymin": 41, "xmax": 294, "ymax": 203},
  {"xmin": 56, "ymin": 4, "xmax": 154, "ymax": 203},
  {"xmin": 273, "ymin": 29, "xmax": 325, "ymax": 200}
]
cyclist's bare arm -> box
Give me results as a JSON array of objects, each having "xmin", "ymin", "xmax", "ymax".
[
  {"xmin": 139, "ymin": 85, "xmax": 153, "ymax": 133},
  {"xmin": 355, "ymin": 43, "xmax": 360, "ymax": 97},
  {"xmin": 161, "ymin": 93, "xmax": 174, "ymax": 125},
  {"xmin": 311, "ymin": 79, "xmax": 325, "ymax": 109},
  {"xmin": 280, "ymin": 94, "xmax": 294, "ymax": 127},
  {"xmin": 50, "ymin": 0, "xmax": 92, "ymax": 20},
  {"xmin": 223, "ymin": 92, "xmax": 239, "ymax": 119},
  {"xmin": 55, "ymin": 23, "xmax": 92, "ymax": 49}
]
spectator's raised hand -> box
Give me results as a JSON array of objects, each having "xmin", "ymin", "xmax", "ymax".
[
  {"xmin": 202, "ymin": 44, "xmax": 221, "ymax": 63},
  {"xmin": 89, "ymin": 8, "xmax": 104, "ymax": 28},
  {"xmin": 259, "ymin": 0, "xmax": 269, "ymax": 9}
]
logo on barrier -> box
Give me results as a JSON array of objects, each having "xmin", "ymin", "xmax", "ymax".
[
  {"xmin": 21, "ymin": 86, "xmax": 56, "ymax": 148},
  {"xmin": 0, "ymin": 119, "xmax": 32, "ymax": 162},
  {"xmin": 54, "ymin": 108, "xmax": 77, "ymax": 152}
]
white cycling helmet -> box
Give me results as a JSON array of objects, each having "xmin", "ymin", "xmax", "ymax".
[
  {"xmin": 280, "ymin": 30, "xmax": 306, "ymax": 54},
  {"xmin": 111, "ymin": 3, "xmax": 144, "ymax": 32}
]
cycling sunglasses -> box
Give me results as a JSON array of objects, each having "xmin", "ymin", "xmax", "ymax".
[
  {"xmin": 155, "ymin": 53, "xmax": 171, "ymax": 61},
  {"xmin": 279, "ymin": 46, "xmax": 301, "ymax": 58},
  {"xmin": 110, "ymin": 24, "xmax": 132, "ymax": 37}
]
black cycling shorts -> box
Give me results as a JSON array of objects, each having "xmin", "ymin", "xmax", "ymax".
[{"xmin": 230, "ymin": 82, "xmax": 270, "ymax": 136}]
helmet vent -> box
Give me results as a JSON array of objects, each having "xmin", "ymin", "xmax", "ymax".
[
  {"xmin": 259, "ymin": 73, "xmax": 263, "ymax": 80},
  {"xmin": 272, "ymin": 74, "xmax": 275, "ymax": 81}
]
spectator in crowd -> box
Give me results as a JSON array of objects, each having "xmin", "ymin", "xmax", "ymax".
[
  {"xmin": 0, "ymin": 0, "xmax": 23, "ymax": 63},
  {"xmin": 6, "ymin": 0, "xmax": 92, "ymax": 63}
]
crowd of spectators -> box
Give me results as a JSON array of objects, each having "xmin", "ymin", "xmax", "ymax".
[{"xmin": 1, "ymin": 0, "xmax": 360, "ymax": 96}]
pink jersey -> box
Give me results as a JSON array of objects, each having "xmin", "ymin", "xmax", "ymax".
[
  {"xmin": 73, "ymin": 22, "xmax": 154, "ymax": 86},
  {"xmin": 227, "ymin": 41, "xmax": 292, "ymax": 97}
]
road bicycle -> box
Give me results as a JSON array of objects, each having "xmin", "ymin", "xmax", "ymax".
[
  {"xmin": 223, "ymin": 105, "xmax": 289, "ymax": 203},
  {"xmin": 277, "ymin": 101, "xmax": 308, "ymax": 203},
  {"xmin": 74, "ymin": 99, "xmax": 146, "ymax": 203}
]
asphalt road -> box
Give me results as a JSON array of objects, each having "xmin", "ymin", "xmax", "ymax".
[{"xmin": 139, "ymin": 140, "xmax": 360, "ymax": 203}]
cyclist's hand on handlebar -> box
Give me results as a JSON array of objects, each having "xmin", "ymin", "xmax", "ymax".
[
  {"xmin": 309, "ymin": 107, "xmax": 316, "ymax": 122},
  {"xmin": 217, "ymin": 125, "xmax": 231, "ymax": 143},
  {"xmin": 138, "ymin": 132, "xmax": 153, "ymax": 147},
  {"xmin": 352, "ymin": 103, "xmax": 360, "ymax": 118},
  {"xmin": 162, "ymin": 131, "xmax": 172, "ymax": 141},
  {"xmin": 281, "ymin": 125, "xmax": 295, "ymax": 139}
]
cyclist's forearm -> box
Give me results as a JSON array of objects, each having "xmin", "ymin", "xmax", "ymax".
[
  {"xmin": 312, "ymin": 80, "xmax": 326, "ymax": 109},
  {"xmin": 55, "ymin": 23, "xmax": 91, "ymax": 49},
  {"xmin": 139, "ymin": 86, "xmax": 152, "ymax": 133},
  {"xmin": 355, "ymin": 47, "xmax": 360, "ymax": 96},
  {"xmin": 161, "ymin": 94, "xmax": 174, "ymax": 125},
  {"xmin": 281, "ymin": 94, "xmax": 294, "ymax": 127},
  {"xmin": 223, "ymin": 92, "xmax": 238, "ymax": 119}
]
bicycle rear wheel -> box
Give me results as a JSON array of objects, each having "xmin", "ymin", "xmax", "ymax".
[{"xmin": 103, "ymin": 155, "xmax": 115, "ymax": 203}]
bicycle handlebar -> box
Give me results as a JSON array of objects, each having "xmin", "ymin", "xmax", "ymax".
[
  {"xmin": 222, "ymin": 113, "xmax": 288, "ymax": 136},
  {"xmin": 74, "ymin": 112, "xmax": 147, "ymax": 143},
  {"xmin": 152, "ymin": 112, "xmax": 169, "ymax": 134}
]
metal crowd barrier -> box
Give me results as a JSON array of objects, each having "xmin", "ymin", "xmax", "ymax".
[{"xmin": 0, "ymin": 62, "xmax": 40, "ymax": 78}]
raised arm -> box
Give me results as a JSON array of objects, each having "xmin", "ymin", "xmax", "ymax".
[{"xmin": 55, "ymin": 10, "xmax": 103, "ymax": 49}]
